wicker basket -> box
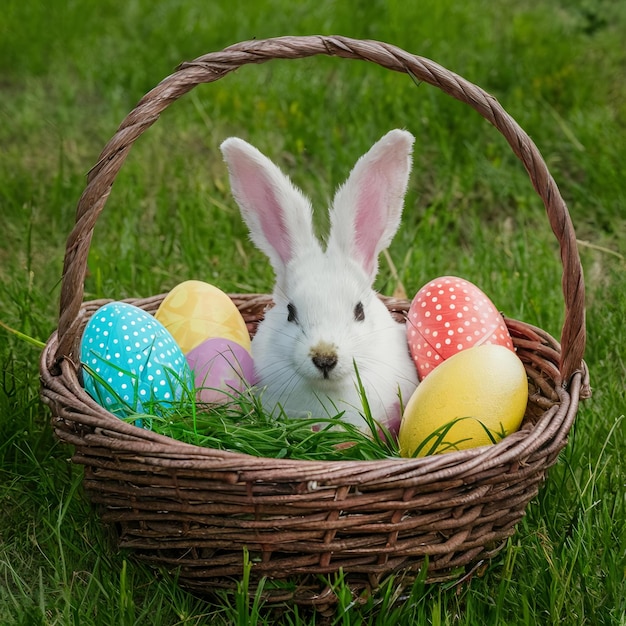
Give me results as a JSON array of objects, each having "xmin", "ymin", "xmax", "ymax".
[{"xmin": 40, "ymin": 36, "xmax": 590, "ymax": 608}]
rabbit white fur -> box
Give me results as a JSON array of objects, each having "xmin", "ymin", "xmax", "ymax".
[{"xmin": 220, "ymin": 129, "xmax": 418, "ymax": 432}]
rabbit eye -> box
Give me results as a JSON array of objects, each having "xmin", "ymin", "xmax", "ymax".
[
  {"xmin": 287, "ymin": 303, "xmax": 299, "ymax": 324},
  {"xmin": 354, "ymin": 301, "xmax": 365, "ymax": 322}
]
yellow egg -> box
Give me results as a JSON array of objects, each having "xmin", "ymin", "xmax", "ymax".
[
  {"xmin": 398, "ymin": 344, "xmax": 528, "ymax": 457},
  {"xmin": 154, "ymin": 280, "xmax": 251, "ymax": 354}
]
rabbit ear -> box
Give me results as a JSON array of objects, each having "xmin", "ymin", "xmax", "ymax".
[
  {"xmin": 327, "ymin": 129, "xmax": 414, "ymax": 281},
  {"xmin": 220, "ymin": 138, "xmax": 319, "ymax": 277}
]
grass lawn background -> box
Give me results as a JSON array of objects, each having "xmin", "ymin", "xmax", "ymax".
[{"xmin": 1, "ymin": 0, "xmax": 625, "ymax": 623}]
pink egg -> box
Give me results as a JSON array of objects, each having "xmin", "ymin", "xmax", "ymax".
[
  {"xmin": 186, "ymin": 337, "xmax": 255, "ymax": 405},
  {"xmin": 406, "ymin": 276, "xmax": 514, "ymax": 380}
]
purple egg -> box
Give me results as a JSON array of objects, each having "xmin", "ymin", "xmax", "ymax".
[{"xmin": 186, "ymin": 337, "xmax": 255, "ymax": 405}]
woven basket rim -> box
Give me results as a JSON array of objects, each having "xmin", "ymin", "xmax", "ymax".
[{"xmin": 40, "ymin": 291, "xmax": 588, "ymax": 482}]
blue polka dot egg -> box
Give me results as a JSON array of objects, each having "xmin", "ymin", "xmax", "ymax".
[{"xmin": 80, "ymin": 301, "xmax": 193, "ymax": 418}]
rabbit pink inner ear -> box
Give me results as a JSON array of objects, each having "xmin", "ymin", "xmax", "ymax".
[
  {"xmin": 328, "ymin": 129, "xmax": 414, "ymax": 280},
  {"xmin": 353, "ymin": 174, "xmax": 388, "ymax": 276},
  {"xmin": 239, "ymin": 175, "xmax": 293, "ymax": 265},
  {"xmin": 221, "ymin": 140, "xmax": 295, "ymax": 267}
]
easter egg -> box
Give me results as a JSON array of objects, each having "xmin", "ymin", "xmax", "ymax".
[
  {"xmin": 80, "ymin": 302, "xmax": 193, "ymax": 417},
  {"xmin": 186, "ymin": 337, "xmax": 255, "ymax": 405},
  {"xmin": 406, "ymin": 276, "xmax": 514, "ymax": 380},
  {"xmin": 398, "ymin": 344, "xmax": 528, "ymax": 457},
  {"xmin": 154, "ymin": 280, "xmax": 251, "ymax": 354}
]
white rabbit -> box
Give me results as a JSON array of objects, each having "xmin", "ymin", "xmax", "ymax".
[{"xmin": 220, "ymin": 129, "xmax": 418, "ymax": 433}]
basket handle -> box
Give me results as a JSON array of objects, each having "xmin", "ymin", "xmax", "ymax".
[{"xmin": 54, "ymin": 35, "xmax": 586, "ymax": 387}]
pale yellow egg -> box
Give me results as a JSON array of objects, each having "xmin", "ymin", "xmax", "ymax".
[
  {"xmin": 398, "ymin": 344, "xmax": 528, "ymax": 457},
  {"xmin": 155, "ymin": 280, "xmax": 251, "ymax": 354}
]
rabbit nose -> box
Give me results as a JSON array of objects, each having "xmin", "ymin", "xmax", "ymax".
[
  {"xmin": 310, "ymin": 342, "xmax": 338, "ymax": 379},
  {"xmin": 312, "ymin": 354, "xmax": 338, "ymax": 378}
]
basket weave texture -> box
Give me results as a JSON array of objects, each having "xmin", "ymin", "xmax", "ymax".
[{"xmin": 40, "ymin": 36, "xmax": 590, "ymax": 607}]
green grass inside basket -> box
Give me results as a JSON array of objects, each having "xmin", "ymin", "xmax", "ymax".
[
  {"xmin": 90, "ymin": 360, "xmax": 507, "ymax": 460},
  {"xmin": 88, "ymin": 361, "xmax": 401, "ymax": 460},
  {"xmin": 147, "ymin": 396, "xmax": 400, "ymax": 461}
]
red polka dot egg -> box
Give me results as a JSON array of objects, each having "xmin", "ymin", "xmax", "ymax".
[{"xmin": 406, "ymin": 276, "xmax": 514, "ymax": 380}]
